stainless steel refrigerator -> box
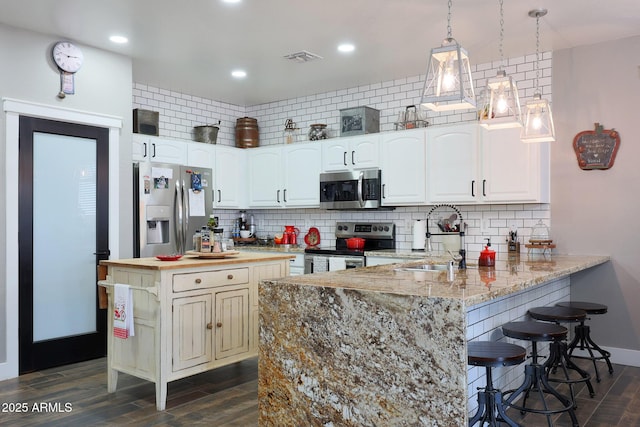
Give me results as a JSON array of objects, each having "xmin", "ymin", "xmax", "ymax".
[{"xmin": 133, "ymin": 162, "xmax": 213, "ymax": 257}]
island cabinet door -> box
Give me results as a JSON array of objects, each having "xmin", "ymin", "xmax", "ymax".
[
  {"xmin": 214, "ymin": 288, "xmax": 250, "ymax": 360},
  {"xmin": 172, "ymin": 294, "xmax": 213, "ymax": 371}
]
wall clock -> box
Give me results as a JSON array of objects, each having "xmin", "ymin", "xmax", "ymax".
[{"xmin": 51, "ymin": 41, "xmax": 84, "ymax": 98}]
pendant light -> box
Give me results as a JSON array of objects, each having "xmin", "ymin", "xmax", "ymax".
[
  {"xmin": 420, "ymin": 0, "xmax": 475, "ymax": 111},
  {"xmin": 479, "ymin": 0, "xmax": 522, "ymax": 129},
  {"xmin": 521, "ymin": 9, "xmax": 555, "ymax": 143}
]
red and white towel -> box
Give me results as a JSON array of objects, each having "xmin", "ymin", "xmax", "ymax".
[{"xmin": 113, "ymin": 284, "xmax": 135, "ymax": 339}]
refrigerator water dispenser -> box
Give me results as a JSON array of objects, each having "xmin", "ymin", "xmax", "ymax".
[{"xmin": 146, "ymin": 205, "xmax": 170, "ymax": 244}]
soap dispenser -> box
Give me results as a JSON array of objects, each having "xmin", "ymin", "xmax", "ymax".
[{"xmin": 478, "ymin": 238, "xmax": 496, "ymax": 267}]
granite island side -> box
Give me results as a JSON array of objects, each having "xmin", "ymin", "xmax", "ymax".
[
  {"xmin": 258, "ymin": 254, "xmax": 609, "ymax": 426},
  {"xmin": 98, "ymin": 251, "xmax": 294, "ymax": 410}
]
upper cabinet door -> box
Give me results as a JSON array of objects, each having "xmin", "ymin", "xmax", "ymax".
[
  {"xmin": 149, "ymin": 138, "xmax": 187, "ymax": 164},
  {"xmin": 214, "ymin": 146, "xmax": 246, "ymax": 208},
  {"xmin": 247, "ymin": 146, "xmax": 283, "ymax": 207},
  {"xmin": 480, "ymin": 127, "xmax": 549, "ymax": 203},
  {"xmin": 321, "ymin": 135, "xmax": 380, "ymax": 172},
  {"xmin": 380, "ymin": 129, "xmax": 427, "ymax": 206},
  {"xmin": 283, "ymin": 143, "xmax": 321, "ymax": 207},
  {"xmin": 187, "ymin": 142, "xmax": 215, "ymax": 168},
  {"xmin": 426, "ymin": 124, "xmax": 480, "ymax": 204}
]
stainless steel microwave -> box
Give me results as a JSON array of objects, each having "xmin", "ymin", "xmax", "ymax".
[{"xmin": 319, "ymin": 169, "xmax": 382, "ymax": 210}]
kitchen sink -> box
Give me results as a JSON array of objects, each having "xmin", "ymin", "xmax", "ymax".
[{"xmin": 394, "ymin": 263, "xmax": 450, "ymax": 272}]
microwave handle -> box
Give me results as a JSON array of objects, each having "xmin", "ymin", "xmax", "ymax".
[{"xmin": 357, "ymin": 171, "xmax": 365, "ymax": 207}]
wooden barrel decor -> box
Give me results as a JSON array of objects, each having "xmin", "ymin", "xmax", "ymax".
[
  {"xmin": 573, "ymin": 123, "xmax": 620, "ymax": 170},
  {"xmin": 235, "ymin": 117, "xmax": 259, "ymax": 148}
]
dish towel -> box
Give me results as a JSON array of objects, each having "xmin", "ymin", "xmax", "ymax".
[
  {"xmin": 113, "ymin": 284, "xmax": 135, "ymax": 339},
  {"xmin": 329, "ymin": 257, "xmax": 347, "ymax": 271}
]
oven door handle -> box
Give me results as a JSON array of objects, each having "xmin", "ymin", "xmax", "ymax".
[{"xmin": 357, "ymin": 171, "xmax": 365, "ymax": 207}]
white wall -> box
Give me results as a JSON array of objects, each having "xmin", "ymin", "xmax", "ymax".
[
  {"xmin": 0, "ymin": 23, "xmax": 134, "ymax": 378},
  {"xmin": 552, "ymin": 35, "xmax": 640, "ymax": 357}
]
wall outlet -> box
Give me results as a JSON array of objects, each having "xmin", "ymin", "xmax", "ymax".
[{"xmin": 481, "ymin": 212, "xmax": 491, "ymax": 235}]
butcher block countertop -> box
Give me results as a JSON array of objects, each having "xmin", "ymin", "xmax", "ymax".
[
  {"xmin": 99, "ymin": 251, "xmax": 295, "ymax": 271},
  {"xmin": 266, "ymin": 253, "xmax": 610, "ymax": 306}
]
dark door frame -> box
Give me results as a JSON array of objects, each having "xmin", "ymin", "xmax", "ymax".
[{"xmin": 18, "ymin": 115, "xmax": 110, "ymax": 373}]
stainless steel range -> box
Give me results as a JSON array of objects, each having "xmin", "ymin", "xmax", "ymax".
[{"xmin": 304, "ymin": 222, "xmax": 395, "ymax": 274}]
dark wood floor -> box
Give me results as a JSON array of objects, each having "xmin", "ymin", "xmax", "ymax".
[{"xmin": 0, "ymin": 356, "xmax": 637, "ymax": 426}]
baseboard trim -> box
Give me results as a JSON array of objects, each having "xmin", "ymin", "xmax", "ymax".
[{"xmin": 573, "ymin": 346, "xmax": 640, "ymax": 368}]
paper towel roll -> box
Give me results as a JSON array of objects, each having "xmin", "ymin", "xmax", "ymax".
[{"xmin": 412, "ymin": 219, "xmax": 426, "ymax": 250}]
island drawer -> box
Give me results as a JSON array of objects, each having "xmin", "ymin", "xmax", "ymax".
[{"xmin": 173, "ymin": 268, "xmax": 249, "ymax": 292}]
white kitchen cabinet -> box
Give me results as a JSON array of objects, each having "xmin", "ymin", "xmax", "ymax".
[
  {"xmin": 186, "ymin": 141, "xmax": 215, "ymax": 168},
  {"xmin": 247, "ymin": 143, "xmax": 320, "ymax": 208},
  {"xmin": 321, "ymin": 134, "xmax": 380, "ymax": 172},
  {"xmin": 99, "ymin": 254, "xmax": 290, "ymax": 411},
  {"xmin": 213, "ymin": 145, "xmax": 246, "ymax": 208},
  {"xmin": 480, "ymin": 127, "xmax": 550, "ymax": 203},
  {"xmin": 380, "ymin": 129, "xmax": 427, "ymax": 206},
  {"xmin": 132, "ymin": 134, "xmax": 187, "ymax": 164},
  {"xmin": 426, "ymin": 123, "xmax": 480, "ymax": 204},
  {"xmin": 426, "ymin": 123, "xmax": 549, "ymax": 204}
]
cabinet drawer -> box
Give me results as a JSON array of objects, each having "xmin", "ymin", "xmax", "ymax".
[{"xmin": 173, "ymin": 268, "xmax": 249, "ymax": 292}]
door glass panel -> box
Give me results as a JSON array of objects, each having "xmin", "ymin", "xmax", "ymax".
[{"xmin": 33, "ymin": 132, "xmax": 97, "ymax": 341}]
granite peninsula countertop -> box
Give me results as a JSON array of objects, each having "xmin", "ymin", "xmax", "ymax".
[{"xmin": 265, "ymin": 253, "xmax": 610, "ymax": 306}]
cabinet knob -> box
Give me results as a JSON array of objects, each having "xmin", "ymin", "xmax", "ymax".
[
  {"xmin": 227, "ymin": 274, "xmax": 233, "ymax": 280},
  {"xmin": 195, "ymin": 278, "xmax": 202, "ymax": 284},
  {"xmin": 216, "ymin": 322, "xmax": 223, "ymax": 328},
  {"xmin": 206, "ymin": 322, "xmax": 213, "ymax": 329}
]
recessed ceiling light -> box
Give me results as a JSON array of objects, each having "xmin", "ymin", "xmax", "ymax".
[
  {"xmin": 109, "ymin": 35, "xmax": 128, "ymax": 44},
  {"xmin": 338, "ymin": 43, "xmax": 355, "ymax": 53},
  {"xmin": 231, "ymin": 70, "xmax": 247, "ymax": 78}
]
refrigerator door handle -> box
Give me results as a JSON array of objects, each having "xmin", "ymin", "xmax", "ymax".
[
  {"xmin": 183, "ymin": 178, "xmax": 190, "ymax": 249},
  {"xmin": 174, "ymin": 178, "xmax": 184, "ymax": 254}
]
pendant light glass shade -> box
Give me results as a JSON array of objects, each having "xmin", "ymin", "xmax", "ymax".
[
  {"xmin": 521, "ymin": 9, "xmax": 555, "ymax": 142},
  {"xmin": 420, "ymin": 38, "xmax": 476, "ymax": 111},
  {"xmin": 479, "ymin": 0, "xmax": 522, "ymax": 129},
  {"xmin": 521, "ymin": 93, "xmax": 555, "ymax": 143},
  {"xmin": 479, "ymin": 70, "xmax": 522, "ymax": 129}
]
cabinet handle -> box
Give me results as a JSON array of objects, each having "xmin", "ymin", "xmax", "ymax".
[
  {"xmin": 482, "ymin": 179, "xmax": 487, "ymax": 197},
  {"xmin": 227, "ymin": 274, "xmax": 233, "ymax": 280},
  {"xmin": 216, "ymin": 322, "xmax": 223, "ymax": 328},
  {"xmin": 351, "ymin": 150, "xmax": 355, "ymax": 165},
  {"xmin": 152, "ymin": 143, "xmax": 156, "ymax": 158},
  {"xmin": 217, "ymin": 189, "xmax": 221, "ymax": 203},
  {"xmin": 206, "ymin": 322, "xmax": 213, "ymax": 329},
  {"xmin": 283, "ymin": 189, "xmax": 287, "ymax": 203},
  {"xmin": 471, "ymin": 180, "xmax": 476, "ymax": 197},
  {"xmin": 143, "ymin": 142, "xmax": 147, "ymax": 158},
  {"xmin": 277, "ymin": 189, "xmax": 280, "ymax": 203},
  {"xmin": 382, "ymin": 183, "xmax": 386, "ymax": 199},
  {"xmin": 343, "ymin": 152, "xmax": 347, "ymax": 166},
  {"xmin": 195, "ymin": 278, "xmax": 202, "ymax": 284}
]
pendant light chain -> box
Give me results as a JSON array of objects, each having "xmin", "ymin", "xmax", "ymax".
[
  {"xmin": 447, "ymin": 0, "xmax": 453, "ymax": 39},
  {"xmin": 534, "ymin": 13, "xmax": 540, "ymax": 94},
  {"xmin": 498, "ymin": 0, "xmax": 505, "ymax": 70}
]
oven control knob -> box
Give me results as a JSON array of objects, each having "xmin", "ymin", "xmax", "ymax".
[{"xmin": 384, "ymin": 226, "xmax": 389, "ymax": 231}]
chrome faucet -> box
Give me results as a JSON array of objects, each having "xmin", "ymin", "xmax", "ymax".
[{"xmin": 426, "ymin": 204, "xmax": 466, "ymax": 270}]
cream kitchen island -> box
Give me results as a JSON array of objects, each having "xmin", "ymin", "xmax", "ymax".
[
  {"xmin": 98, "ymin": 252, "xmax": 294, "ymax": 410},
  {"xmin": 258, "ymin": 254, "xmax": 609, "ymax": 426}
]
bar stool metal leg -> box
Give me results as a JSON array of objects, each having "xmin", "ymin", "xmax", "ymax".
[
  {"xmin": 566, "ymin": 320, "xmax": 614, "ymax": 382},
  {"xmin": 469, "ymin": 366, "xmax": 521, "ymax": 427}
]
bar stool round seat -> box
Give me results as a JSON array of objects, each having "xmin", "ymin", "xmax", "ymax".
[
  {"xmin": 556, "ymin": 301, "xmax": 614, "ymax": 382},
  {"xmin": 528, "ymin": 306, "xmax": 595, "ymax": 401},
  {"xmin": 502, "ymin": 321, "xmax": 579, "ymax": 427},
  {"xmin": 468, "ymin": 341, "xmax": 527, "ymax": 427}
]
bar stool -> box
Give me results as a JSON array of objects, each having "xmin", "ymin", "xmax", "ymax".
[
  {"xmin": 528, "ymin": 306, "xmax": 595, "ymax": 403},
  {"xmin": 556, "ymin": 301, "xmax": 614, "ymax": 382},
  {"xmin": 468, "ymin": 341, "xmax": 527, "ymax": 427},
  {"xmin": 502, "ymin": 321, "xmax": 579, "ymax": 427}
]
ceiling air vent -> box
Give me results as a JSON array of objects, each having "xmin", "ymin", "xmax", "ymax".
[{"xmin": 284, "ymin": 50, "xmax": 323, "ymax": 63}]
